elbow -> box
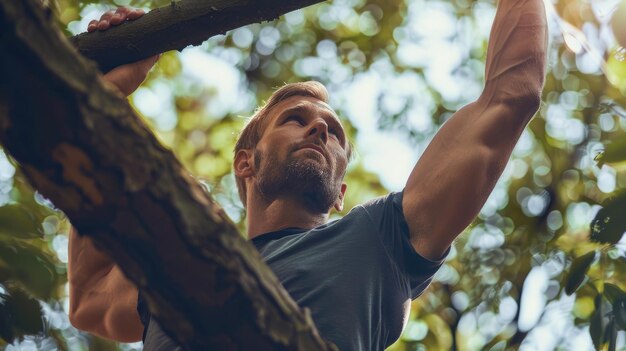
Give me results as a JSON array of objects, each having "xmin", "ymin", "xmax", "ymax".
[
  {"xmin": 481, "ymin": 87, "xmax": 542, "ymax": 122},
  {"xmin": 506, "ymin": 90, "xmax": 541, "ymax": 117},
  {"xmin": 482, "ymin": 73, "xmax": 543, "ymax": 119}
]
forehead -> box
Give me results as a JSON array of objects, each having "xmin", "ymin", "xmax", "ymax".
[{"xmin": 267, "ymin": 95, "xmax": 342, "ymax": 126}]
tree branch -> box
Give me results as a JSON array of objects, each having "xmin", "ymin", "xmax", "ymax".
[
  {"xmin": 70, "ymin": 0, "xmax": 326, "ymax": 72},
  {"xmin": 0, "ymin": 0, "xmax": 335, "ymax": 349}
]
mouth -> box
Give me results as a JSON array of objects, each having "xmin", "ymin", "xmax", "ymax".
[{"xmin": 298, "ymin": 144, "xmax": 326, "ymax": 158}]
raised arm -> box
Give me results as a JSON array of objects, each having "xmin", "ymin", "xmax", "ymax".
[
  {"xmin": 402, "ymin": 0, "xmax": 547, "ymax": 259},
  {"xmin": 67, "ymin": 7, "xmax": 158, "ymax": 341}
]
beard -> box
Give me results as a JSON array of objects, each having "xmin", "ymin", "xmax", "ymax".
[{"xmin": 254, "ymin": 147, "xmax": 342, "ymax": 213}]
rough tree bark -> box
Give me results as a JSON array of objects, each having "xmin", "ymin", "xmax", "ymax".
[
  {"xmin": 70, "ymin": 0, "xmax": 325, "ymax": 72},
  {"xmin": 0, "ymin": 0, "xmax": 336, "ymax": 350}
]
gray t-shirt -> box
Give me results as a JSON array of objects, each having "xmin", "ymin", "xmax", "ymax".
[
  {"xmin": 140, "ymin": 191, "xmax": 446, "ymax": 350},
  {"xmin": 250, "ymin": 191, "xmax": 446, "ymax": 350}
]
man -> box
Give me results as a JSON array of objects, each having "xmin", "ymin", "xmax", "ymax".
[{"xmin": 69, "ymin": 1, "xmax": 547, "ymax": 350}]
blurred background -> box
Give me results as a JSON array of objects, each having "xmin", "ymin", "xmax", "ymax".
[{"xmin": 1, "ymin": 0, "xmax": 626, "ymax": 350}]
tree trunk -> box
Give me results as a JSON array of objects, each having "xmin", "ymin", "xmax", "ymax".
[
  {"xmin": 0, "ymin": 0, "xmax": 335, "ymax": 350},
  {"xmin": 70, "ymin": 0, "xmax": 326, "ymax": 72}
]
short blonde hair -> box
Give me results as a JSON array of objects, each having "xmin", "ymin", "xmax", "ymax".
[{"xmin": 234, "ymin": 81, "xmax": 352, "ymax": 205}]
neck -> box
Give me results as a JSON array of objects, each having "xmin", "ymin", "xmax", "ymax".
[{"xmin": 246, "ymin": 192, "xmax": 329, "ymax": 240}]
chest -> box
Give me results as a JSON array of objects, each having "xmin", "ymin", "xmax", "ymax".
[{"xmin": 257, "ymin": 231, "xmax": 411, "ymax": 347}]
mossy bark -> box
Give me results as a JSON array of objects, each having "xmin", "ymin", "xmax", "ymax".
[{"xmin": 0, "ymin": 0, "xmax": 335, "ymax": 349}]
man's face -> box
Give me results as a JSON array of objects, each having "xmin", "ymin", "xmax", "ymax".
[{"xmin": 252, "ymin": 96, "xmax": 349, "ymax": 213}]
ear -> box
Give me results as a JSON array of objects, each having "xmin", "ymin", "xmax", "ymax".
[
  {"xmin": 234, "ymin": 149, "xmax": 255, "ymax": 178},
  {"xmin": 333, "ymin": 183, "xmax": 348, "ymax": 212}
]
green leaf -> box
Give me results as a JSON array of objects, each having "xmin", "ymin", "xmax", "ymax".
[
  {"xmin": 0, "ymin": 287, "xmax": 44, "ymax": 344},
  {"xmin": 614, "ymin": 298, "xmax": 626, "ymax": 331},
  {"xmin": 604, "ymin": 283, "xmax": 626, "ymax": 305},
  {"xmin": 0, "ymin": 204, "xmax": 41, "ymax": 239},
  {"xmin": 565, "ymin": 251, "xmax": 596, "ymax": 295},
  {"xmin": 6, "ymin": 288, "xmax": 43, "ymax": 335},
  {"xmin": 590, "ymin": 193, "xmax": 626, "ymax": 244},
  {"xmin": 590, "ymin": 294, "xmax": 607, "ymax": 349},
  {"xmin": 606, "ymin": 47, "xmax": 626, "ymax": 94},
  {"xmin": 0, "ymin": 296, "xmax": 14, "ymax": 343},
  {"xmin": 608, "ymin": 318, "xmax": 617, "ymax": 351},
  {"xmin": 487, "ymin": 340, "xmax": 507, "ymax": 351},
  {"xmin": 594, "ymin": 138, "xmax": 626, "ymax": 167},
  {"xmin": 158, "ymin": 51, "xmax": 182, "ymax": 79},
  {"xmin": 0, "ymin": 238, "xmax": 58, "ymax": 299}
]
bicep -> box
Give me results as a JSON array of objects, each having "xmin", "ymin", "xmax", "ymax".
[
  {"xmin": 68, "ymin": 227, "xmax": 116, "ymax": 287},
  {"xmin": 70, "ymin": 265, "xmax": 143, "ymax": 342},
  {"xmin": 403, "ymin": 101, "xmax": 524, "ymax": 259},
  {"xmin": 68, "ymin": 227, "xmax": 143, "ymax": 342}
]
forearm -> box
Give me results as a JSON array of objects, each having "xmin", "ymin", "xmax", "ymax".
[{"xmin": 481, "ymin": 0, "xmax": 547, "ymax": 110}]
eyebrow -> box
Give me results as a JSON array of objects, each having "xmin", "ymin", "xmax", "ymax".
[
  {"xmin": 279, "ymin": 103, "xmax": 343, "ymax": 128},
  {"xmin": 277, "ymin": 103, "xmax": 347, "ymax": 146}
]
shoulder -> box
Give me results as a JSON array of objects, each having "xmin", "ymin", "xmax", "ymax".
[
  {"xmin": 354, "ymin": 191, "xmax": 406, "ymax": 226},
  {"xmin": 357, "ymin": 192, "xmax": 404, "ymax": 214}
]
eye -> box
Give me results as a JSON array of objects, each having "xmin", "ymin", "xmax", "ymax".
[
  {"xmin": 329, "ymin": 127, "xmax": 338, "ymax": 137},
  {"xmin": 285, "ymin": 115, "xmax": 305, "ymax": 125},
  {"xmin": 328, "ymin": 124, "xmax": 344, "ymax": 142}
]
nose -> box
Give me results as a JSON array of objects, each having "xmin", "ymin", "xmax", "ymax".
[{"xmin": 307, "ymin": 119, "xmax": 328, "ymax": 143}]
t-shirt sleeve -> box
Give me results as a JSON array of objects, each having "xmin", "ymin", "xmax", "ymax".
[{"xmin": 361, "ymin": 191, "xmax": 449, "ymax": 299}]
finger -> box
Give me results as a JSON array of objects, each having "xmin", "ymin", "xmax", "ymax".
[
  {"xmin": 110, "ymin": 12, "xmax": 127, "ymax": 25},
  {"xmin": 99, "ymin": 10, "xmax": 114, "ymax": 22},
  {"xmin": 87, "ymin": 19, "xmax": 98, "ymax": 32},
  {"xmin": 97, "ymin": 10, "xmax": 114, "ymax": 31},
  {"xmin": 115, "ymin": 7, "xmax": 131, "ymax": 16},
  {"xmin": 112, "ymin": 7, "xmax": 132, "ymax": 25},
  {"xmin": 97, "ymin": 20, "xmax": 111, "ymax": 31},
  {"xmin": 127, "ymin": 9, "xmax": 145, "ymax": 20}
]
